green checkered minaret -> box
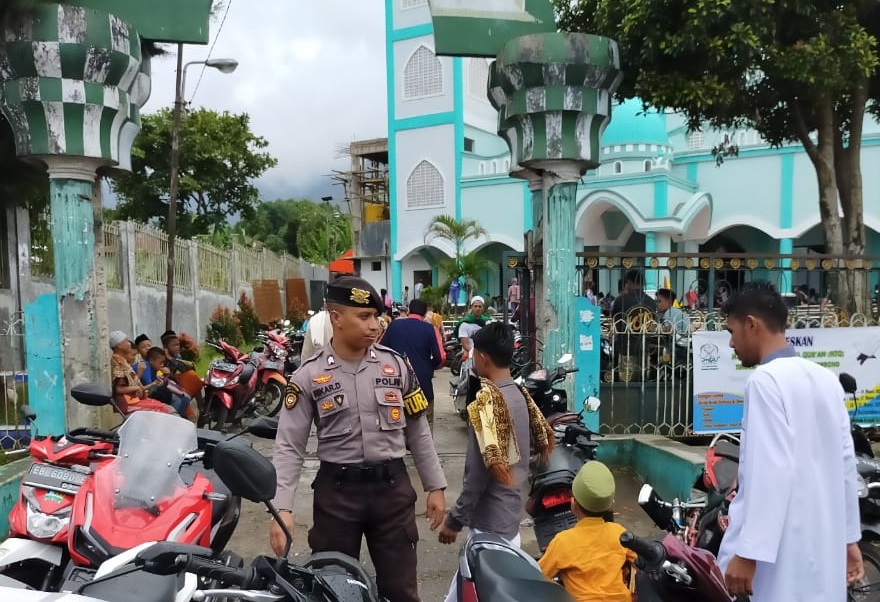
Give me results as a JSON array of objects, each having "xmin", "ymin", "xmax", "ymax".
[
  {"xmin": 488, "ymin": 32, "xmax": 622, "ymax": 378},
  {"xmin": 0, "ymin": 3, "xmax": 149, "ymax": 432}
]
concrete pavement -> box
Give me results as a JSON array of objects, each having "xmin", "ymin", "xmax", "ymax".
[{"xmin": 228, "ymin": 368, "xmax": 658, "ymax": 600}]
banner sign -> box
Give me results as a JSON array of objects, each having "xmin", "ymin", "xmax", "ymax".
[
  {"xmin": 574, "ymin": 297, "xmax": 601, "ymax": 432},
  {"xmin": 692, "ymin": 327, "xmax": 880, "ymax": 433}
]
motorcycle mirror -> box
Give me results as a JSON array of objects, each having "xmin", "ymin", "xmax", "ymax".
[
  {"xmin": 248, "ymin": 416, "xmax": 279, "ymax": 440},
  {"xmin": 638, "ymin": 483, "xmax": 654, "ymax": 505},
  {"xmin": 557, "ymin": 353, "xmax": 573, "ymax": 365},
  {"xmin": 70, "ymin": 383, "xmax": 114, "ymax": 407},
  {"xmin": 19, "ymin": 405, "xmax": 37, "ymax": 422},
  {"xmin": 213, "ymin": 439, "xmax": 277, "ymax": 503},
  {"xmin": 840, "ymin": 372, "xmax": 858, "ymax": 395},
  {"xmin": 584, "ymin": 396, "xmax": 601, "ymax": 413}
]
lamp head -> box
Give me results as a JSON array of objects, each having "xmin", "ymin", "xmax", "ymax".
[{"xmin": 206, "ymin": 58, "xmax": 238, "ymax": 74}]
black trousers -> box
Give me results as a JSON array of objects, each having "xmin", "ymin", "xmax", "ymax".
[{"xmin": 309, "ymin": 467, "xmax": 420, "ymax": 602}]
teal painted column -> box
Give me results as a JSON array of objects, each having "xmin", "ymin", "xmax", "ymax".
[
  {"xmin": 543, "ymin": 176, "xmax": 580, "ymax": 367},
  {"xmin": 0, "ymin": 5, "xmax": 148, "ymax": 431},
  {"xmin": 779, "ymin": 238, "xmax": 794, "ymax": 293},
  {"xmin": 644, "ymin": 233, "xmax": 657, "ymax": 291}
]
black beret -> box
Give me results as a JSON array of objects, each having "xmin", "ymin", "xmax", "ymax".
[
  {"xmin": 134, "ymin": 334, "xmax": 151, "ymax": 346},
  {"xmin": 325, "ymin": 276, "xmax": 383, "ymax": 313}
]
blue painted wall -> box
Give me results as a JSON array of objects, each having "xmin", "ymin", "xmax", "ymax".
[{"xmin": 24, "ymin": 294, "xmax": 66, "ymax": 436}]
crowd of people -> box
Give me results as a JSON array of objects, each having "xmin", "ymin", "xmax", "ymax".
[
  {"xmin": 270, "ymin": 275, "xmax": 865, "ymax": 602},
  {"xmin": 108, "ymin": 329, "xmax": 204, "ymax": 420}
]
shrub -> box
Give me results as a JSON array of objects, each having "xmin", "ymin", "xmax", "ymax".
[
  {"xmin": 206, "ymin": 305, "xmax": 243, "ymax": 347},
  {"xmin": 234, "ymin": 292, "xmax": 261, "ymax": 344},
  {"xmin": 177, "ymin": 332, "xmax": 201, "ymax": 362}
]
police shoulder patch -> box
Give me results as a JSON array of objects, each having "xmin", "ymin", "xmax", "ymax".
[
  {"xmin": 403, "ymin": 387, "xmax": 429, "ymax": 417},
  {"xmin": 284, "ymin": 383, "xmax": 301, "ymax": 410}
]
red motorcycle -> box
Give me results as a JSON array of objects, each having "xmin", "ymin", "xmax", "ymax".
[
  {"xmin": 251, "ymin": 330, "xmax": 290, "ymax": 418},
  {"xmin": 620, "ymin": 531, "xmax": 732, "ymax": 601},
  {"xmin": 0, "ymin": 383, "xmax": 176, "ymax": 590},
  {"xmin": 202, "ymin": 340, "xmax": 259, "ymax": 430},
  {"xmin": 62, "ymin": 410, "xmax": 241, "ymax": 589}
]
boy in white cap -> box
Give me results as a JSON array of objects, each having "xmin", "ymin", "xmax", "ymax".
[{"xmin": 539, "ymin": 461, "xmax": 636, "ymax": 602}]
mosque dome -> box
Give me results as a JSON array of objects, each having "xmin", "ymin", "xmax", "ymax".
[{"xmin": 601, "ymin": 98, "xmax": 668, "ymax": 147}]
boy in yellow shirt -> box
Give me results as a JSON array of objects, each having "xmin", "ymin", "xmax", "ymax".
[{"xmin": 539, "ymin": 461, "xmax": 636, "ymax": 602}]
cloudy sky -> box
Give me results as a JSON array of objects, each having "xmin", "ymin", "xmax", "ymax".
[{"xmin": 141, "ymin": 0, "xmax": 388, "ymax": 202}]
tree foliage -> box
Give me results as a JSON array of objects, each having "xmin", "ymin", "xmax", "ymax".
[
  {"xmin": 424, "ymin": 215, "xmax": 492, "ymax": 304},
  {"xmin": 554, "ymin": 0, "xmax": 880, "ymax": 314},
  {"xmin": 111, "ymin": 107, "xmax": 277, "ymax": 238},
  {"xmin": 239, "ymin": 198, "xmax": 352, "ymax": 265}
]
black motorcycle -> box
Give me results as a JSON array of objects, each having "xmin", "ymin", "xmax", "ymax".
[
  {"xmin": 521, "ymin": 353, "xmax": 579, "ymax": 418},
  {"xmin": 523, "ymin": 366, "xmax": 603, "ymax": 553}
]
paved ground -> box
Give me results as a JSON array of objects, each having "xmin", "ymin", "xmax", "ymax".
[{"xmin": 228, "ymin": 368, "xmax": 658, "ymax": 600}]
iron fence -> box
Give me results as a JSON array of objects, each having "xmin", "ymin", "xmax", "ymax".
[{"xmin": 577, "ymin": 251, "xmax": 880, "ymax": 437}]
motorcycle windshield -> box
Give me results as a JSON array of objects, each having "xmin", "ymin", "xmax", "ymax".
[{"xmin": 111, "ymin": 411, "xmax": 197, "ymax": 511}]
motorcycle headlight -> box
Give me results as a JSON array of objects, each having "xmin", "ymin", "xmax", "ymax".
[
  {"xmin": 857, "ymin": 474, "xmax": 869, "ymax": 498},
  {"xmin": 552, "ymin": 394, "xmax": 561, "ymax": 402},
  {"xmin": 228, "ymin": 375, "xmax": 240, "ymax": 386},
  {"xmin": 209, "ymin": 377, "xmax": 227, "ymax": 388},
  {"xmin": 26, "ymin": 504, "xmax": 69, "ymax": 539}
]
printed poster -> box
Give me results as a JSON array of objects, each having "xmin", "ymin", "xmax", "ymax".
[{"xmin": 692, "ymin": 327, "xmax": 880, "ymax": 433}]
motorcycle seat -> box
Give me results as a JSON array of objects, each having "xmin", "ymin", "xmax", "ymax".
[
  {"xmin": 472, "ymin": 548, "xmax": 574, "ymax": 602},
  {"xmin": 714, "ymin": 440, "xmax": 740, "ymax": 462},
  {"xmin": 239, "ymin": 362, "xmax": 256, "ymax": 383}
]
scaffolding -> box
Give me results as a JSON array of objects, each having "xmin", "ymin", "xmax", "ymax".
[{"xmin": 331, "ymin": 138, "xmax": 389, "ymax": 260}]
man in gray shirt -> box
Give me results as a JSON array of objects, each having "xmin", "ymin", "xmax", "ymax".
[{"xmin": 438, "ymin": 322, "xmax": 554, "ymax": 602}]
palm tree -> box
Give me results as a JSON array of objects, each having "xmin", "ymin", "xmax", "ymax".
[
  {"xmin": 424, "ymin": 215, "xmax": 487, "ymax": 258},
  {"xmin": 425, "ymin": 216, "xmax": 491, "ymax": 308}
]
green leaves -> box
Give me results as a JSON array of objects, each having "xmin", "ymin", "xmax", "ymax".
[
  {"xmin": 111, "ymin": 107, "xmax": 277, "ymax": 238},
  {"xmin": 239, "ymin": 199, "xmax": 352, "ymax": 265}
]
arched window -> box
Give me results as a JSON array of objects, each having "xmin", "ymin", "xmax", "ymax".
[
  {"xmin": 644, "ymin": 160, "xmax": 652, "ymax": 172},
  {"xmin": 401, "ymin": 0, "xmax": 426, "ymax": 8},
  {"xmin": 687, "ymin": 130, "xmax": 704, "ymax": 149},
  {"xmin": 503, "ymin": 159, "xmax": 510, "ymax": 172},
  {"xmin": 403, "ymin": 46, "xmax": 442, "ymax": 99},
  {"xmin": 469, "ymin": 58, "xmax": 490, "ymax": 97},
  {"xmin": 479, "ymin": 162, "xmax": 486, "ymax": 175},
  {"xmin": 613, "ymin": 161, "xmax": 622, "ymax": 174},
  {"xmin": 406, "ymin": 160, "xmax": 444, "ymax": 209},
  {"xmin": 491, "ymin": 161, "xmax": 498, "ymax": 173}
]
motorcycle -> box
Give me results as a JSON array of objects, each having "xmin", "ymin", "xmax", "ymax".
[
  {"xmin": 637, "ymin": 431, "xmax": 739, "ymax": 557},
  {"xmin": 0, "ymin": 382, "xmax": 193, "ymax": 590},
  {"xmin": 452, "ymin": 533, "xmax": 573, "ymax": 601},
  {"xmin": 202, "ymin": 339, "xmax": 260, "ymax": 430},
  {"xmin": 841, "ymin": 372, "xmax": 880, "ymax": 600},
  {"xmin": 110, "ymin": 422, "xmax": 381, "ymax": 602},
  {"xmin": 250, "ymin": 330, "xmax": 291, "ymax": 418},
  {"xmin": 522, "ymin": 353, "xmax": 579, "ymax": 418},
  {"xmin": 525, "ymin": 390, "xmax": 603, "ymax": 552},
  {"xmin": 446, "ymin": 339, "xmax": 464, "ymax": 377},
  {"xmin": 619, "ymin": 531, "xmax": 732, "ymax": 602}
]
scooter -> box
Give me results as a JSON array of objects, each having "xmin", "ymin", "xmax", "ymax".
[
  {"xmin": 637, "ymin": 431, "xmax": 740, "ymax": 557},
  {"xmin": 251, "ymin": 330, "xmax": 290, "ymax": 418},
  {"xmin": 452, "ymin": 533, "xmax": 573, "ymax": 601},
  {"xmin": 525, "ymin": 395, "xmax": 602, "ymax": 552},
  {"xmin": 522, "ymin": 354, "xmax": 579, "ymax": 418},
  {"xmin": 202, "ymin": 339, "xmax": 259, "ymax": 430},
  {"xmin": 620, "ymin": 531, "xmax": 732, "ymax": 602}
]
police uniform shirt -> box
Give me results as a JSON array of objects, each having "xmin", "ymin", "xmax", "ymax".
[{"xmin": 272, "ymin": 343, "xmax": 447, "ymax": 510}]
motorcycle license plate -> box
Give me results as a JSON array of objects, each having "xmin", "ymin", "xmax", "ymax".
[
  {"xmin": 212, "ymin": 361, "xmax": 238, "ymax": 372},
  {"xmin": 23, "ymin": 463, "xmax": 88, "ymax": 493}
]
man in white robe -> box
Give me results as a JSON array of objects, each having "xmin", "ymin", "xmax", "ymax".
[{"xmin": 718, "ymin": 282, "xmax": 864, "ymax": 601}]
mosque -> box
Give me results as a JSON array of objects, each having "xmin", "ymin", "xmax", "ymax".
[{"xmin": 382, "ymin": 0, "xmax": 880, "ymax": 303}]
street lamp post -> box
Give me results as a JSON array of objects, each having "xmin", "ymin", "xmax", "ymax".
[
  {"xmin": 321, "ymin": 196, "xmax": 333, "ymax": 266},
  {"xmin": 165, "ymin": 43, "xmax": 238, "ymax": 330}
]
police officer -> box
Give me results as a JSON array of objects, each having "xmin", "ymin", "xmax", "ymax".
[{"xmin": 270, "ymin": 276, "xmax": 447, "ymax": 602}]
